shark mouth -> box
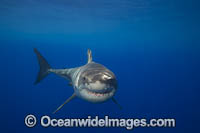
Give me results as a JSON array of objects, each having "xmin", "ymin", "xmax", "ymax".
[{"xmin": 85, "ymin": 88, "xmax": 113, "ymax": 97}]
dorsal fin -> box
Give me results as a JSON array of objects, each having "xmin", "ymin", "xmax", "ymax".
[{"xmin": 87, "ymin": 49, "xmax": 92, "ymax": 63}]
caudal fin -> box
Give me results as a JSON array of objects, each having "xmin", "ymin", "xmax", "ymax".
[{"xmin": 34, "ymin": 48, "xmax": 51, "ymax": 84}]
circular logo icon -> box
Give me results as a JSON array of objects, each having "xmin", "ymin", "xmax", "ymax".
[{"xmin": 25, "ymin": 114, "xmax": 37, "ymax": 127}]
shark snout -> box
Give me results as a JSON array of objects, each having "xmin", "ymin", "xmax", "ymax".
[
  {"xmin": 104, "ymin": 78, "xmax": 117, "ymax": 86},
  {"xmin": 101, "ymin": 74, "xmax": 117, "ymax": 89},
  {"xmin": 86, "ymin": 77, "xmax": 117, "ymax": 94}
]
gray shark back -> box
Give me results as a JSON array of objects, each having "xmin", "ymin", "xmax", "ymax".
[
  {"xmin": 50, "ymin": 62, "xmax": 112, "ymax": 87},
  {"xmin": 34, "ymin": 48, "xmax": 115, "ymax": 89}
]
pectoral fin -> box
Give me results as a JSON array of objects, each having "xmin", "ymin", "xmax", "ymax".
[
  {"xmin": 112, "ymin": 97, "xmax": 122, "ymax": 109},
  {"xmin": 53, "ymin": 93, "xmax": 76, "ymax": 114}
]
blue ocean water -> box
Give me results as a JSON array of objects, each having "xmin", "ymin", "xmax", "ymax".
[{"xmin": 0, "ymin": 0, "xmax": 200, "ymax": 132}]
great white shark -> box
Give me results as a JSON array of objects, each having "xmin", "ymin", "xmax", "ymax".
[{"xmin": 34, "ymin": 48, "xmax": 121, "ymax": 113}]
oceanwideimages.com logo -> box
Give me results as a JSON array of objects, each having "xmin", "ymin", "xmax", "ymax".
[{"xmin": 24, "ymin": 114, "xmax": 175, "ymax": 130}]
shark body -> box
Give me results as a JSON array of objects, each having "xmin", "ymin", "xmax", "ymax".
[{"xmin": 34, "ymin": 48, "xmax": 120, "ymax": 113}]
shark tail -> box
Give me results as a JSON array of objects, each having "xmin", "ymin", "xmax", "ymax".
[{"xmin": 34, "ymin": 48, "xmax": 51, "ymax": 84}]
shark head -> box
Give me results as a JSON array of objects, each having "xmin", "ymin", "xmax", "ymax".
[{"xmin": 75, "ymin": 64, "xmax": 117, "ymax": 103}]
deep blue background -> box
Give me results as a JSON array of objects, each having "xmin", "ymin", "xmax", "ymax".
[{"xmin": 0, "ymin": 0, "xmax": 200, "ymax": 132}]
